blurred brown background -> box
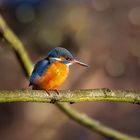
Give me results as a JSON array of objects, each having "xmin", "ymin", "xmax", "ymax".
[{"xmin": 0, "ymin": 0, "xmax": 140, "ymax": 140}]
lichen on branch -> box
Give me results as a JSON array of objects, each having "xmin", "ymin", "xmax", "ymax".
[{"xmin": 0, "ymin": 89, "xmax": 140, "ymax": 105}]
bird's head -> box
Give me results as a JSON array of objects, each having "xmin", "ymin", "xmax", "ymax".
[{"xmin": 46, "ymin": 47, "xmax": 88, "ymax": 67}]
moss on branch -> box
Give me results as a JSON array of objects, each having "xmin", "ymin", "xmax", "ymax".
[{"xmin": 0, "ymin": 89, "xmax": 140, "ymax": 105}]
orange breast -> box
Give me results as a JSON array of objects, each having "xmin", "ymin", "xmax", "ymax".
[{"xmin": 39, "ymin": 62, "xmax": 69, "ymax": 90}]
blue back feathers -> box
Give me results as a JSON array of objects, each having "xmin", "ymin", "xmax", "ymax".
[{"xmin": 29, "ymin": 59, "xmax": 49, "ymax": 85}]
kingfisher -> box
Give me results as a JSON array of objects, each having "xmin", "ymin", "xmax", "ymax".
[{"xmin": 29, "ymin": 47, "xmax": 88, "ymax": 94}]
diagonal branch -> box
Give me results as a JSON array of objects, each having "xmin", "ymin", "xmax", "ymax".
[
  {"xmin": 0, "ymin": 89, "xmax": 140, "ymax": 105},
  {"xmin": 57, "ymin": 103, "xmax": 139, "ymax": 140},
  {"xmin": 0, "ymin": 15, "xmax": 33, "ymax": 77},
  {"xmin": 0, "ymin": 14, "xmax": 139, "ymax": 140}
]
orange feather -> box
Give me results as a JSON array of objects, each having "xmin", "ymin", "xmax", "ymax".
[{"xmin": 36, "ymin": 61, "xmax": 69, "ymax": 90}]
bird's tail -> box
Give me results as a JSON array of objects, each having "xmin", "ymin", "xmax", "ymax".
[{"xmin": 29, "ymin": 82, "xmax": 32, "ymax": 87}]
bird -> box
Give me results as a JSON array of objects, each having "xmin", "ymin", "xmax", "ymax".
[{"xmin": 29, "ymin": 47, "xmax": 88, "ymax": 94}]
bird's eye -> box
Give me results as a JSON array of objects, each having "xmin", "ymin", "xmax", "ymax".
[{"xmin": 66, "ymin": 58, "xmax": 71, "ymax": 61}]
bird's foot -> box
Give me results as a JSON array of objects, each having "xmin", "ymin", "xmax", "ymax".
[
  {"xmin": 44, "ymin": 89, "xmax": 59, "ymax": 103},
  {"xmin": 44, "ymin": 89, "xmax": 59, "ymax": 95},
  {"xmin": 45, "ymin": 89, "xmax": 50, "ymax": 95},
  {"xmin": 54, "ymin": 89, "xmax": 59, "ymax": 95}
]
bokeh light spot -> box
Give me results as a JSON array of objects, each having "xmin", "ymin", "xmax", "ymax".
[
  {"xmin": 129, "ymin": 43, "xmax": 140, "ymax": 57},
  {"xmin": 91, "ymin": 0, "xmax": 111, "ymax": 11},
  {"xmin": 105, "ymin": 59, "xmax": 125, "ymax": 77},
  {"xmin": 66, "ymin": 7, "xmax": 91, "ymax": 32},
  {"xmin": 16, "ymin": 3, "xmax": 35, "ymax": 23},
  {"xmin": 128, "ymin": 7, "xmax": 140, "ymax": 26},
  {"xmin": 38, "ymin": 29, "xmax": 62, "ymax": 47}
]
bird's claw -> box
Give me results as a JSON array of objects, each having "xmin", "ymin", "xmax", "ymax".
[{"xmin": 44, "ymin": 89, "xmax": 59, "ymax": 95}]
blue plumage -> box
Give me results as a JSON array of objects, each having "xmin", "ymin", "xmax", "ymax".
[
  {"xmin": 29, "ymin": 47, "xmax": 88, "ymax": 88},
  {"xmin": 47, "ymin": 47, "xmax": 74, "ymax": 60},
  {"xmin": 29, "ymin": 59, "xmax": 49, "ymax": 85}
]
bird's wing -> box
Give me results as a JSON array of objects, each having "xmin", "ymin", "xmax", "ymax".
[{"xmin": 29, "ymin": 59, "xmax": 49, "ymax": 86}]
